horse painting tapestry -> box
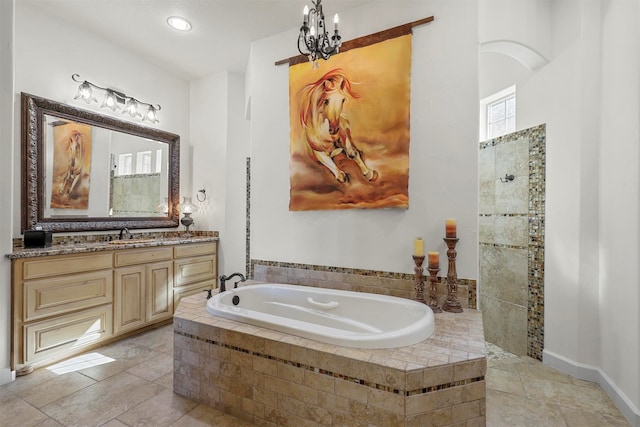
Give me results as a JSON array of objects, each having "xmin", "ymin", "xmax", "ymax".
[
  {"xmin": 289, "ymin": 34, "xmax": 411, "ymax": 211},
  {"xmin": 50, "ymin": 122, "xmax": 92, "ymax": 209}
]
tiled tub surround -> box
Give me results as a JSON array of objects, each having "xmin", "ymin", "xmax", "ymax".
[
  {"xmin": 173, "ymin": 293, "xmax": 486, "ymax": 426},
  {"xmin": 479, "ymin": 124, "xmax": 545, "ymax": 360},
  {"xmin": 251, "ymin": 260, "xmax": 477, "ymax": 310}
]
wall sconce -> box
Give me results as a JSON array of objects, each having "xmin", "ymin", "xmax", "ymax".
[
  {"xmin": 196, "ymin": 189, "xmax": 207, "ymax": 202},
  {"xmin": 180, "ymin": 196, "xmax": 197, "ymax": 236},
  {"xmin": 72, "ymin": 74, "xmax": 161, "ymax": 124}
]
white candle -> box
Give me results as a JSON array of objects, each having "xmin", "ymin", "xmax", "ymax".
[
  {"xmin": 334, "ymin": 13, "xmax": 339, "ymax": 31},
  {"xmin": 414, "ymin": 237, "xmax": 424, "ymax": 257}
]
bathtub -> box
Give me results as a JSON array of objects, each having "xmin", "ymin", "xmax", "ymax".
[{"xmin": 206, "ymin": 283, "xmax": 435, "ymax": 349}]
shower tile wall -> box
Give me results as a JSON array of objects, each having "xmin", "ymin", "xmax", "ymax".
[{"xmin": 479, "ymin": 124, "xmax": 545, "ymax": 359}]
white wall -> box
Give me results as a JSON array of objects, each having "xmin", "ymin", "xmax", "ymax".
[
  {"xmin": 247, "ymin": 1, "xmax": 479, "ymax": 279},
  {"xmin": 190, "ymin": 71, "xmax": 250, "ymax": 277},
  {"xmin": 14, "ymin": 2, "xmax": 191, "ymax": 237},
  {"xmin": 0, "ymin": 1, "xmax": 191, "ymax": 381},
  {"xmin": 480, "ymin": 0, "xmax": 640, "ymax": 422},
  {"xmin": 598, "ymin": 0, "xmax": 640, "ymax": 416},
  {"xmin": 0, "ymin": 0, "xmax": 15, "ymax": 386}
]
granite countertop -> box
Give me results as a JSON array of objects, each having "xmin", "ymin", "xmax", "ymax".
[{"xmin": 7, "ymin": 234, "xmax": 219, "ymax": 259}]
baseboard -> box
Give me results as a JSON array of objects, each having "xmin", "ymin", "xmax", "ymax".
[
  {"xmin": 0, "ymin": 367, "xmax": 15, "ymax": 386},
  {"xmin": 543, "ymin": 349, "xmax": 640, "ymax": 426}
]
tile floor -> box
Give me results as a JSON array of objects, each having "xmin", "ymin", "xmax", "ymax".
[{"xmin": 0, "ymin": 325, "xmax": 630, "ymax": 426}]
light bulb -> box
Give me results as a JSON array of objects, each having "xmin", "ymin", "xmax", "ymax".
[
  {"xmin": 74, "ymin": 82, "xmax": 97, "ymax": 103},
  {"xmin": 100, "ymin": 90, "xmax": 120, "ymax": 112},
  {"xmin": 143, "ymin": 105, "xmax": 159, "ymax": 124},
  {"xmin": 123, "ymin": 98, "xmax": 141, "ymax": 118}
]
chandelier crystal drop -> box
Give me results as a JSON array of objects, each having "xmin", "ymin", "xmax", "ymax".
[{"xmin": 297, "ymin": 0, "xmax": 342, "ymax": 66}]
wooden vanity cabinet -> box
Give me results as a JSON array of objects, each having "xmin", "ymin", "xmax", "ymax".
[
  {"xmin": 173, "ymin": 242, "xmax": 218, "ymax": 306},
  {"xmin": 12, "ymin": 252, "xmax": 114, "ymax": 367},
  {"xmin": 11, "ymin": 240, "xmax": 218, "ymax": 369},
  {"xmin": 113, "ymin": 247, "xmax": 174, "ymax": 335}
]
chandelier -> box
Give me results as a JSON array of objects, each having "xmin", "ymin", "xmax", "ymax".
[
  {"xmin": 71, "ymin": 74, "xmax": 161, "ymax": 124},
  {"xmin": 297, "ymin": 0, "xmax": 342, "ymax": 65}
]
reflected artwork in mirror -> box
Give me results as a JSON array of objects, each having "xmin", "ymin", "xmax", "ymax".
[{"xmin": 22, "ymin": 92, "xmax": 180, "ymax": 232}]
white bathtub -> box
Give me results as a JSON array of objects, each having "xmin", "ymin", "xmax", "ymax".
[{"xmin": 206, "ymin": 283, "xmax": 435, "ymax": 349}]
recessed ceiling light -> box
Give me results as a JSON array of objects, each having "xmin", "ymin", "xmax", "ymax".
[{"xmin": 167, "ymin": 16, "xmax": 192, "ymax": 32}]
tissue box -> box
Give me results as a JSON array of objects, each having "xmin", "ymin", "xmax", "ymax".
[{"xmin": 24, "ymin": 230, "xmax": 53, "ymax": 248}]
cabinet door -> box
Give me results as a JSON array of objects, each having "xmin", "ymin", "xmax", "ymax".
[
  {"xmin": 146, "ymin": 261, "xmax": 173, "ymax": 323},
  {"xmin": 114, "ymin": 266, "xmax": 145, "ymax": 335}
]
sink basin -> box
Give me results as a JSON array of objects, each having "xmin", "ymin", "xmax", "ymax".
[{"xmin": 107, "ymin": 239, "xmax": 157, "ymax": 245}]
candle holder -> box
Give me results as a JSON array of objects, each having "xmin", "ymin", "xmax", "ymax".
[
  {"xmin": 427, "ymin": 267, "xmax": 443, "ymax": 313},
  {"xmin": 442, "ymin": 237, "xmax": 463, "ymax": 313},
  {"xmin": 427, "ymin": 267, "xmax": 442, "ymax": 313},
  {"xmin": 412, "ymin": 255, "xmax": 426, "ymax": 304}
]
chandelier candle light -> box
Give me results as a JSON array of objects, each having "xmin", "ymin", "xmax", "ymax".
[
  {"xmin": 298, "ymin": 0, "xmax": 342, "ymax": 66},
  {"xmin": 412, "ymin": 237, "xmax": 426, "ymax": 304},
  {"xmin": 72, "ymin": 74, "xmax": 161, "ymax": 123}
]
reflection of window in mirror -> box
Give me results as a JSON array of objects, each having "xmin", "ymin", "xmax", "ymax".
[
  {"xmin": 118, "ymin": 153, "xmax": 133, "ymax": 176},
  {"xmin": 155, "ymin": 149, "xmax": 163, "ymax": 173},
  {"xmin": 479, "ymin": 85, "xmax": 516, "ymax": 141},
  {"xmin": 137, "ymin": 151, "xmax": 152, "ymax": 174}
]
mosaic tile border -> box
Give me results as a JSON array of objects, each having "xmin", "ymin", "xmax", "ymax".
[
  {"xmin": 12, "ymin": 230, "xmax": 218, "ymax": 249},
  {"xmin": 480, "ymin": 124, "xmax": 545, "ymax": 360},
  {"xmin": 245, "ymin": 157, "xmax": 251, "ymax": 277},
  {"xmin": 174, "ymin": 330, "xmax": 484, "ymax": 397},
  {"xmin": 250, "ymin": 259, "xmax": 477, "ymax": 309},
  {"xmin": 479, "ymin": 242, "xmax": 528, "ymax": 251}
]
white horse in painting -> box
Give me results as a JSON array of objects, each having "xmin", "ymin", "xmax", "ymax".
[
  {"xmin": 299, "ymin": 69, "xmax": 378, "ymax": 183},
  {"xmin": 58, "ymin": 129, "xmax": 86, "ymax": 197}
]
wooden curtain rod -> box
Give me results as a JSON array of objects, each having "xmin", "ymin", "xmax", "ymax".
[{"xmin": 275, "ymin": 16, "xmax": 434, "ymax": 67}]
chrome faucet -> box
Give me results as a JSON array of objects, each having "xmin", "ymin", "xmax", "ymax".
[
  {"xmin": 219, "ymin": 273, "xmax": 246, "ymax": 293},
  {"xmin": 119, "ymin": 227, "xmax": 131, "ymax": 240}
]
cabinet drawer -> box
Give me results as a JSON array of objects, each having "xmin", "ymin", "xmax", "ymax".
[
  {"xmin": 174, "ymin": 255, "xmax": 217, "ymax": 287},
  {"xmin": 173, "ymin": 242, "xmax": 216, "ymax": 259},
  {"xmin": 24, "ymin": 270, "xmax": 113, "ymax": 321},
  {"xmin": 22, "ymin": 253, "xmax": 112, "ymax": 280},
  {"xmin": 114, "ymin": 247, "xmax": 172, "ymax": 267},
  {"xmin": 24, "ymin": 304, "xmax": 113, "ymax": 366}
]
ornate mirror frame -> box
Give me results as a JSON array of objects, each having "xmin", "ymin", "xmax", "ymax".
[{"xmin": 21, "ymin": 92, "xmax": 180, "ymax": 232}]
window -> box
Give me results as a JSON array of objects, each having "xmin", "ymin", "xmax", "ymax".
[
  {"xmin": 118, "ymin": 153, "xmax": 133, "ymax": 176},
  {"xmin": 155, "ymin": 149, "xmax": 163, "ymax": 173},
  {"xmin": 136, "ymin": 151, "xmax": 152, "ymax": 174},
  {"xmin": 479, "ymin": 85, "xmax": 516, "ymax": 141},
  {"xmin": 487, "ymin": 94, "xmax": 515, "ymax": 139}
]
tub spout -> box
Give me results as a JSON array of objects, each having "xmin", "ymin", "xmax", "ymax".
[{"xmin": 219, "ymin": 272, "xmax": 246, "ymax": 293}]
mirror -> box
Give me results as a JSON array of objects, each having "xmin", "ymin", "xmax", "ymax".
[{"xmin": 22, "ymin": 92, "xmax": 180, "ymax": 232}]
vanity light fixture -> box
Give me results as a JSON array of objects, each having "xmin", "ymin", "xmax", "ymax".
[
  {"xmin": 298, "ymin": 0, "xmax": 342, "ymax": 65},
  {"xmin": 167, "ymin": 16, "xmax": 192, "ymax": 32},
  {"xmin": 71, "ymin": 74, "xmax": 161, "ymax": 123}
]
